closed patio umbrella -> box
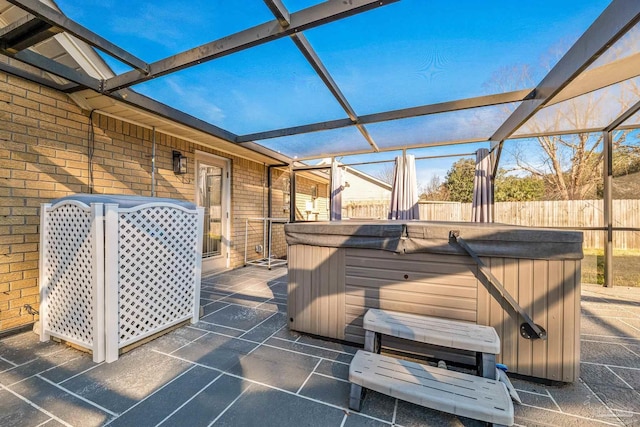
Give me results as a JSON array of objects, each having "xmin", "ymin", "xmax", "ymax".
[
  {"xmin": 472, "ymin": 148, "xmax": 493, "ymax": 222},
  {"xmin": 389, "ymin": 154, "xmax": 419, "ymax": 220}
]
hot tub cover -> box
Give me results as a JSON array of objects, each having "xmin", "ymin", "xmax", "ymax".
[
  {"xmin": 51, "ymin": 194, "xmax": 196, "ymax": 210},
  {"xmin": 285, "ymin": 220, "xmax": 583, "ymax": 260}
]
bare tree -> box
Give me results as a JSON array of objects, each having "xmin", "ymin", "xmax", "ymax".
[
  {"xmin": 373, "ymin": 163, "xmax": 396, "ymax": 185},
  {"xmin": 484, "ymin": 41, "xmax": 638, "ymax": 200},
  {"xmin": 420, "ymin": 175, "xmax": 448, "ymax": 201}
]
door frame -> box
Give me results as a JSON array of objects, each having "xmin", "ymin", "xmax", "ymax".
[{"xmin": 194, "ymin": 150, "xmax": 231, "ymax": 273}]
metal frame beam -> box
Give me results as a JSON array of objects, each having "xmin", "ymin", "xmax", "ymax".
[
  {"xmin": 291, "ymin": 136, "xmax": 488, "ymax": 162},
  {"xmin": 263, "ymin": 0, "xmax": 290, "ymax": 27},
  {"xmin": 4, "ymin": 49, "xmax": 101, "ymax": 89},
  {"xmin": 547, "ymin": 52, "xmax": 640, "ymax": 107},
  {"xmin": 288, "ymin": 30, "xmax": 379, "ymax": 150},
  {"xmin": 603, "ymin": 130, "xmax": 613, "ymax": 287},
  {"xmin": 6, "ymin": 0, "xmax": 149, "ymax": 72},
  {"xmin": 107, "ymin": 89, "xmax": 292, "ymax": 164},
  {"xmin": 604, "ymin": 99, "xmax": 640, "ymax": 132},
  {"xmin": 103, "ymin": 0, "xmax": 398, "ymax": 92},
  {"xmin": 489, "ymin": 0, "xmax": 640, "ymax": 147},
  {"xmin": 0, "ymin": 60, "xmax": 72, "ymax": 91},
  {"xmin": 0, "ymin": 14, "xmax": 61, "ymax": 53},
  {"xmin": 108, "ymin": 88, "xmax": 238, "ymax": 142},
  {"xmin": 236, "ymin": 89, "xmax": 531, "ymax": 143}
]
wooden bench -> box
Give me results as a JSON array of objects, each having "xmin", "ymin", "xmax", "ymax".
[
  {"xmin": 349, "ymin": 350, "xmax": 514, "ymax": 426},
  {"xmin": 363, "ymin": 309, "xmax": 500, "ymax": 379}
]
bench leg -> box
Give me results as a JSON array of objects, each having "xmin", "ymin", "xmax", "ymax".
[
  {"xmin": 364, "ymin": 330, "xmax": 381, "ymax": 353},
  {"xmin": 477, "ymin": 352, "xmax": 497, "ymax": 380},
  {"xmin": 349, "ymin": 384, "xmax": 365, "ymax": 411}
]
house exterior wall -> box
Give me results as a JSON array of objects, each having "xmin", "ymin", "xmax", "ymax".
[
  {"xmin": 0, "ymin": 71, "xmax": 278, "ymax": 332},
  {"xmin": 341, "ymin": 169, "xmax": 391, "ymax": 203}
]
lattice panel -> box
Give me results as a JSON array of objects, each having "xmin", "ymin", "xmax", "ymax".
[
  {"xmin": 43, "ymin": 205, "xmax": 95, "ymax": 347},
  {"xmin": 117, "ymin": 207, "xmax": 199, "ymax": 345}
]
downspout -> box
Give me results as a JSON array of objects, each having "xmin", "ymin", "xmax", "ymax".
[{"xmin": 151, "ymin": 127, "xmax": 156, "ymax": 197}]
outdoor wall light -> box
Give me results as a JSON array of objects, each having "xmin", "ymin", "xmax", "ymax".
[{"xmin": 172, "ymin": 150, "xmax": 187, "ymax": 175}]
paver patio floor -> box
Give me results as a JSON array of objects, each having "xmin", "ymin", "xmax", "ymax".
[{"xmin": 1, "ymin": 266, "xmax": 639, "ymax": 426}]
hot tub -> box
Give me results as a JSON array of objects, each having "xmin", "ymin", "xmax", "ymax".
[{"xmin": 285, "ymin": 220, "xmax": 583, "ymax": 382}]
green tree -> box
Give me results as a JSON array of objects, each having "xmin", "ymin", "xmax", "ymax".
[
  {"xmin": 441, "ymin": 158, "xmax": 546, "ymax": 203},
  {"xmin": 495, "ymin": 173, "xmax": 545, "ymax": 202},
  {"xmin": 443, "ymin": 158, "xmax": 475, "ymax": 202}
]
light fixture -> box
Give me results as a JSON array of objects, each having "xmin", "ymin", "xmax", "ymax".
[{"xmin": 172, "ymin": 150, "xmax": 187, "ymax": 175}]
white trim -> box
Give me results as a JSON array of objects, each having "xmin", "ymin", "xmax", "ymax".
[
  {"xmin": 90, "ymin": 203, "xmax": 105, "ymax": 363},
  {"xmin": 194, "ymin": 151, "xmax": 232, "ymax": 272}
]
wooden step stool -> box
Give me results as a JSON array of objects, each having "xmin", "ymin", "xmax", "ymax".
[
  {"xmin": 363, "ymin": 309, "xmax": 500, "ymax": 379},
  {"xmin": 349, "ymin": 350, "xmax": 514, "ymax": 426}
]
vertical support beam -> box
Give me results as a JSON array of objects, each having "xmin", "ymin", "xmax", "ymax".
[
  {"xmin": 290, "ymin": 164, "xmax": 296, "ymax": 223},
  {"xmin": 603, "ymin": 131, "xmax": 613, "ymax": 287}
]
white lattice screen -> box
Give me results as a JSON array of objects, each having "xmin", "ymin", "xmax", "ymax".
[
  {"xmin": 42, "ymin": 204, "xmax": 96, "ymax": 347},
  {"xmin": 40, "ymin": 196, "xmax": 204, "ymax": 363},
  {"xmin": 117, "ymin": 207, "xmax": 199, "ymax": 346}
]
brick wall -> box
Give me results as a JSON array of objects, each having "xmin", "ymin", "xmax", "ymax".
[{"xmin": 0, "ymin": 71, "xmax": 277, "ymax": 332}]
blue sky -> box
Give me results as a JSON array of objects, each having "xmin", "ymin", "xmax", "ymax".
[{"xmin": 55, "ymin": 0, "xmax": 614, "ymax": 184}]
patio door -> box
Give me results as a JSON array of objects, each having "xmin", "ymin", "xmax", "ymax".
[{"xmin": 195, "ymin": 152, "xmax": 230, "ymax": 273}]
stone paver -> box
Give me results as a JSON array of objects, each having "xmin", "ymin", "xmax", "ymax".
[{"xmin": 1, "ymin": 268, "xmax": 639, "ymax": 426}]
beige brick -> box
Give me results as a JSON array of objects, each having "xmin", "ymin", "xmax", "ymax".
[
  {"xmin": 0, "ymin": 289, "xmax": 21, "ymax": 302},
  {"xmin": 56, "ymin": 150, "xmax": 84, "ymax": 161},
  {"xmin": 12, "ymin": 96, "xmax": 40, "ymax": 111},
  {"xmin": 12, "ymin": 207, "xmax": 38, "ymax": 216},
  {"xmin": 9, "ymin": 295, "xmax": 38, "ymax": 309},
  {"xmin": 9, "ymin": 278, "xmax": 36, "ymax": 290},
  {"xmin": 56, "ymin": 117, "xmax": 83, "ymax": 130},
  {"xmin": 0, "ymin": 215, "xmax": 23, "ymax": 225},
  {"xmin": 12, "ymin": 170, "xmax": 38, "ymax": 181},
  {"xmin": 21, "ymin": 285, "xmax": 39, "ymax": 296},
  {"xmin": 0, "ymin": 315, "xmax": 34, "ymax": 330},
  {"xmin": 11, "ymin": 225, "xmax": 37, "ymax": 234},
  {"xmin": 0, "ymin": 178, "xmax": 27, "ymax": 189},
  {"xmin": 2, "ymin": 121, "xmax": 27, "ymax": 134},
  {"xmin": 10, "ymin": 148, "xmax": 38, "ymax": 162},
  {"xmin": 22, "ymin": 269, "xmax": 39, "ymax": 280},
  {"xmin": 10, "ymin": 260, "xmax": 38, "ymax": 271},
  {"xmin": 7, "ymin": 75, "xmax": 39, "ymax": 91},
  {"xmin": 0, "ymin": 81, "xmax": 26, "ymax": 97},
  {"xmin": 26, "ymin": 162, "xmax": 57, "ymax": 175},
  {"xmin": 26, "ymin": 91, "xmax": 57, "ymax": 107},
  {"xmin": 12, "ymin": 188, "xmax": 39, "ymax": 198},
  {"xmin": 0, "ymin": 139, "xmax": 27, "ymax": 152},
  {"xmin": 0, "ymin": 271, "xmax": 22, "ymax": 282},
  {"xmin": 10, "ymin": 243, "xmax": 38, "ymax": 253},
  {"xmin": 27, "ymin": 109, "xmax": 56, "ymax": 124},
  {"xmin": 0, "ymin": 307, "xmax": 22, "ymax": 320},
  {"xmin": 39, "ymin": 139, "xmax": 68, "ymax": 150},
  {"xmin": 23, "ymin": 251, "xmax": 39, "ymax": 260},
  {"xmin": 25, "ymin": 216, "xmax": 39, "ymax": 226}
]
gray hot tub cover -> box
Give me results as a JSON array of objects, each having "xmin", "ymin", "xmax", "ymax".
[{"xmin": 285, "ymin": 220, "xmax": 583, "ymax": 260}]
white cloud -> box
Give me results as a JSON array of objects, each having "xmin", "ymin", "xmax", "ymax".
[{"xmin": 164, "ymin": 78, "xmax": 226, "ymax": 124}]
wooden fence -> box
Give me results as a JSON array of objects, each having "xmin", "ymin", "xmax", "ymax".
[{"xmin": 344, "ymin": 199, "xmax": 640, "ymax": 250}]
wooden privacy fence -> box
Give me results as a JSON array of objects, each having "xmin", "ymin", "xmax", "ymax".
[{"xmin": 344, "ymin": 199, "xmax": 640, "ymax": 250}]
